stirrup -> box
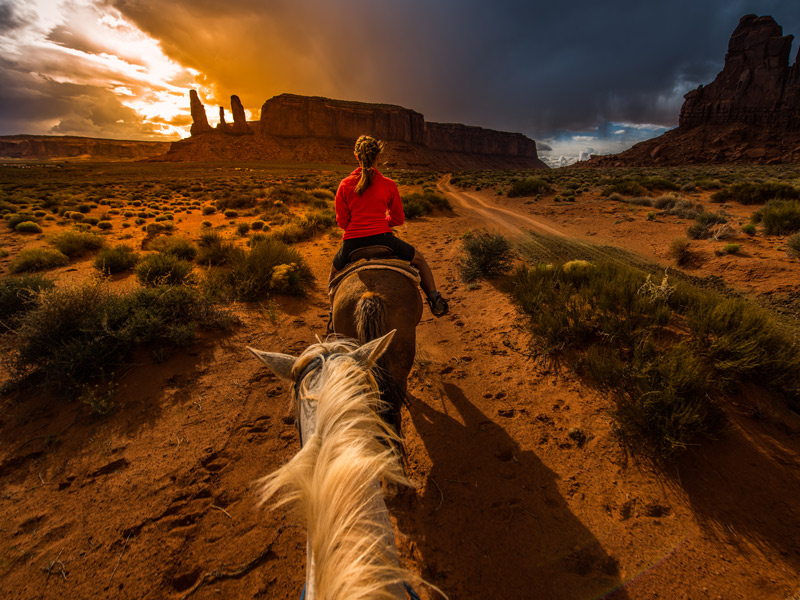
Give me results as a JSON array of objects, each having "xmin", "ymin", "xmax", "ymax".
[{"xmin": 426, "ymin": 293, "xmax": 448, "ymax": 317}]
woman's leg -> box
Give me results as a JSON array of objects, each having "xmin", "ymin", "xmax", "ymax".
[{"xmin": 411, "ymin": 251, "xmax": 437, "ymax": 296}]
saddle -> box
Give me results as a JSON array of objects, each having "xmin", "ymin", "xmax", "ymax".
[{"xmin": 329, "ymin": 245, "xmax": 420, "ymax": 299}]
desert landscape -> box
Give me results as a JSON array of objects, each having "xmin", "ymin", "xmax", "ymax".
[{"xmin": 2, "ymin": 6, "xmax": 800, "ymax": 600}]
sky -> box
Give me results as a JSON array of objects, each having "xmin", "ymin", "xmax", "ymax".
[{"xmin": 0, "ymin": 0, "xmax": 798, "ymax": 166}]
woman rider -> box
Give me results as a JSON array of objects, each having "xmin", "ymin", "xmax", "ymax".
[{"xmin": 329, "ymin": 135, "xmax": 449, "ymax": 316}]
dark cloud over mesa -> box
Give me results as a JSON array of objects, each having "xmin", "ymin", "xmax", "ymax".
[{"xmin": 1, "ymin": 0, "xmax": 799, "ymax": 159}]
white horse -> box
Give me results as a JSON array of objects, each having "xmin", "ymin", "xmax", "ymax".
[{"xmin": 249, "ymin": 331, "xmax": 431, "ymax": 600}]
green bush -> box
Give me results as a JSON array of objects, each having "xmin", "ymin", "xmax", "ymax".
[
  {"xmin": 10, "ymin": 248, "xmax": 69, "ymax": 273},
  {"xmin": 224, "ymin": 209, "xmax": 239, "ymax": 218},
  {"xmin": 0, "ymin": 274, "xmax": 54, "ymax": 332},
  {"xmin": 196, "ymin": 231, "xmax": 235, "ymax": 265},
  {"xmin": 15, "ymin": 221, "xmax": 42, "ymax": 233},
  {"xmin": 236, "ymin": 222, "xmax": 251, "ymax": 236},
  {"xmin": 507, "ymin": 177, "xmax": 553, "ymax": 198},
  {"xmin": 270, "ymin": 210, "xmax": 335, "ymax": 243},
  {"xmin": 135, "ymin": 253, "xmax": 194, "ymax": 286},
  {"xmin": 49, "ymin": 229, "xmax": 105, "ymax": 257},
  {"xmin": 8, "ymin": 280, "xmax": 230, "ymax": 388},
  {"xmin": 751, "ymin": 200, "xmax": 800, "ymax": 235},
  {"xmin": 711, "ymin": 182, "xmax": 800, "ymax": 205},
  {"xmin": 97, "ymin": 220, "xmax": 113, "ymax": 230},
  {"xmin": 688, "ymin": 212, "xmax": 728, "ymax": 239},
  {"xmin": 402, "ymin": 191, "xmax": 451, "ymax": 219},
  {"xmin": 251, "ymin": 220, "xmax": 265, "ymax": 231},
  {"xmin": 94, "ymin": 245, "xmax": 139, "ymax": 274},
  {"xmin": 210, "ymin": 239, "xmax": 313, "ymax": 301},
  {"xmin": 149, "ymin": 236, "xmax": 197, "ymax": 261},
  {"xmin": 742, "ymin": 223, "xmax": 756, "ymax": 236},
  {"xmin": 721, "ymin": 243, "xmax": 740, "ymax": 254},
  {"xmin": 601, "ymin": 180, "xmax": 645, "ymax": 197},
  {"xmin": 202, "ymin": 205, "xmax": 216, "ymax": 215},
  {"xmin": 458, "ymin": 231, "xmax": 514, "ymax": 282}
]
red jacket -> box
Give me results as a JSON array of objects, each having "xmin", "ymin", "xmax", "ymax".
[{"xmin": 335, "ymin": 168, "xmax": 405, "ymax": 239}]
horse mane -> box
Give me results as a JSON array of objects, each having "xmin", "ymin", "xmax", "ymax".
[{"xmin": 258, "ymin": 339, "xmax": 412, "ymax": 600}]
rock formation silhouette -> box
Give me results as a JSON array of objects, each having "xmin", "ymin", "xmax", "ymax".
[{"xmin": 189, "ymin": 90, "xmax": 212, "ymax": 136}]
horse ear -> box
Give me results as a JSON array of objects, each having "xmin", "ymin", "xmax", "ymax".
[
  {"xmin": 247, "ymin": 347, "xmax": 296, "ymax": 382},
  {"xmin": 350, "ymin": 329, "xmax": 396, "ymax": 369}
]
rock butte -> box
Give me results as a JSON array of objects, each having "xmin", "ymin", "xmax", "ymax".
[
  {"xmin": 166, "ymin": 93, "xmax": 548, "ymax": 170},
  {"xmin": 581, "ymin": 14, "xmax": 800, "ymax": 167}
]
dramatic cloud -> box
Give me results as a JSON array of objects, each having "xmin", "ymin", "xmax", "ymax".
[{"xmin": 1, "ymin": 0, "xmax": 798, "ymax": 160}]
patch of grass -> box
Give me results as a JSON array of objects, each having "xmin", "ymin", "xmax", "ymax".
[
  {"xmin": 269, "ymin": 209, "xmax": 335, "ymax": 243},
  {"xmin": 135, "ymin": 253, "xmax": 194, "ymax": 286},
  {"xmin": 10, "ymin": 248, "xmax": 69, "ymax": 273},
  {"xmin": 721, "ymin": 243, "xmax": 740, "ymax": 254},
  {"xmin": 149, "ymin": 235, "xmax": 197, "ymax": 261},
  {"xmin": 458, "ymin": 231, "xmax": 514, "ymax": 282},
  {"xmin": 711, "ymin": 182, "xmax": 800, "ymax": 205},
  {"xmin": 742, "ymin": 223, "xmax": 756, "ymax": 236},
  {"xmin": 196, "ymin": 231, "xmax": 236, "ymax": 265},
  {"xmin": 507, "ymin": 177, "xmax": 553, "ymax": 198},
  {"xmin": 751, "ymin": 200, "xmax": 800, "ymax": 235},
  {"xmin": 403, "ymin": 191, "xmax": 451, "ymax": 218},
  {"xmin": 48, "ymin": 229, "xmax": 105, "ymax": 257},
  {"xmin": 93, "ymin": 245, "xmax": 139, "ymax": 274},
  {"xmin": 14, "ymin": 221, "xmax": 42, "ymax": 233},
  {"xmin": 7, "ymin": 213, "xmax": 39, "ymax": 229},
  {"xmin": 0, "ymin": 274, "xmax": 55, "ymax": 332}
]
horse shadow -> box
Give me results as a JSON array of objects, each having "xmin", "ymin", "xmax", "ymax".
[{"xmin": 393, "ymin": 382, "xmax": 629, "ymax": 600}]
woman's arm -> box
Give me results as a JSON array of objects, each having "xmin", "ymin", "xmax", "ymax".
[
  {"xmin": 335, "ymin": 183, "xmax": 350, "ymax": 231},
  {"xmin": 385, "ymin": 183, "xmax": 405, "ymax": 228}
]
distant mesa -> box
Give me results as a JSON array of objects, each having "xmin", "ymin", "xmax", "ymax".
[
  {"xmin": 167, "ymin": 92, "xmax": 547, "ymax": 170},
  {"xmin": 581, "ymin": 14, "xmax": 800, "ymax": 167},
  {"xmin": 0, "ymin": 135, "xmax": 169, "ymax": 161}
]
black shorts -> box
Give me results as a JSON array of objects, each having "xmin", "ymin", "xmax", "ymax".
[{"xmin": 332, "ymin": 232, "xmax": 416, "ymax": 270}]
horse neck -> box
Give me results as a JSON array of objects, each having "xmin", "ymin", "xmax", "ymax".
[{"xmin": 265, "ymin": 358, "xmax": 409, "ymax": 600}]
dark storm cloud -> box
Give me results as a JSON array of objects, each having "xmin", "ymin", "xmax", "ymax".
[
  {"xmin": 0, "ymin": 0, "xmax": 28, "ymax": 33},
  {"xmin": 107, "ymin": 0, "xmax": 800, "ymax": 141}
]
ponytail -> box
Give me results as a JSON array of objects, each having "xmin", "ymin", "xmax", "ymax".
[{"xmin": 354, "ymin": 135, "xmax": 385, "ymax": 195}]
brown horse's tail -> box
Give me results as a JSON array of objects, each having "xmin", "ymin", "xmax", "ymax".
[
  {"xmin": 354, "ymin": 291, "xmax": 404, "ymax": 439},
  {"xmin": 355, "ymin": 291, "xmax": 386, "ymax": 344}
]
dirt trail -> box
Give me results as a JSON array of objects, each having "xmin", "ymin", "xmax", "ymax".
[
  {"xmin": 437, "ymin": 175, "xmax": 566, "ymax": 237},
  {"xmin": 2, "ymin": 177, "xmax": 800, "ymax": 600}
]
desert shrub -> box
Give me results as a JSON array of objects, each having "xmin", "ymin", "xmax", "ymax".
[
  {"xmin": 202, "ymin": 205, "xmax": 216, "ymax": 215},
  {"xmin": 10, "ymin": 248, "xmax": 69, "ymax": 273},
  {"xmin": 458, "ymin": 231, "xmax": 514, "ymax": 282},
  {"xmin": 640, "ymin": 177, "xmax": 679, "ymax": 192},
  {"xmin": 310, "ymin": 188, "xmax": 334, "ymax": 201},
  {"xmin": 224, "ymin": 209, "xmax": 239, "ymax": 218},
  {"xmin": 7, "ymin": 213, "xmax": 38, "ymax": 229},
  {"xmin": 8, "ymin": 281, "xmax": 230, "ymax": 389},
  {"xmin": 208, "ymin": 238, "xmax": 312, "ymax": 301},
  {"xmin": 251, "ymin": 220, "xmax": 265, "ymax": 231},
  {"xmin": 601, "ymin": 180, "xmax": 645, "ymax": 197},
  {"xmin": 236, "ymin": 222, "xmax": 251, "ymax": 236},
  {"xmin": 135, "ymin": 253, "xmax": 194, "ymax": 286},
  {"xmin": 97, "ymin": 220, "xmax": 112, "ymax": 230},
  {"xmin": 711, "ymin": 182, "xmax": 800, "ymax": 205},
  {"xmin": 589, "ymin": 342, "xmax": 723, "ymax": 461},
  {"xmin": 507, "ymin": 177, "xmax": 553, "ymax": 198},
  {"xmin": 150, "ymin": 236, "xmax": 197, "ymax": 261},
  {"xmin": 93, "ymin": 245, "xmax": 139, "ymax": 274},
  {"xmin": 270, "ymin": 210, "xmax": 335, "ymax": 243},
  {"xmin": 196, "ymin": 231, "xmax": 236, "ymax": 265},
  {"xmin": 687, "ymin": 212, "xmax": 728, "ymax": 239},
  {"xmin": 669, "ymin": 237, "xmax": 691, "ymax": 265},
  {"xmin": 0, "ymin": 274, "xmax": 54, "ymax": 332},
  {"xmin": 49, "ymin": 229, "xmax": 105, "ymax": 257},
  {"xmin": 15, "ymin": 221, "xmax": 42, "ymax": 233},
  {"xmin": 70, "ymin": 212, "xmax": 84, "ymax": 221},
  {"xmin": 721, "ymin": 243, "xmax": 740, "ymax": 254},
  {"xmin": 77, "ymin": 204, "xmax": 91, "ymax": 213},
  {"xmin": 403, "ymin": 191, "xmax": 451, "ymax": 219},
  {"xmin": 787, "ymin": 233, "xmax": 800, "ymax": 257},
  {"xmin": 742, "ymin": 223, "xmax": 756, "ymax": 236},
  {"xmin": 83, "ymin": 217, "xmax": 99, "ymax": 226},
  {"xmin": 145, "ymin": 223, "xmax": 163, "ymax": 236},
  {"xmin": 201, "ymin": 220, "xmax": 212, "ymax": 228},
  {"xmin": 751, "ymin": 200, "xmax": 800, "ymax": 235}
]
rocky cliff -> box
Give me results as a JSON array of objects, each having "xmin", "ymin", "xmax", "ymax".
[
  {"xmin": 0, "ymin": 135, "xmax": 170, "ymax": 161},
  {"xmin": 167, "ymin": 92, "xmax": 546, "ymax": 170},
  {"xmin": 580, "ymin": 14, "xmax": 800, "ymax": 167}
]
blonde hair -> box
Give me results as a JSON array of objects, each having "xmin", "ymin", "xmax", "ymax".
[{"xmin": 354, "ymin": 135, "xmax": 385, "ymax": 195}]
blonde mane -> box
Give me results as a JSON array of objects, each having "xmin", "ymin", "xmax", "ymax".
[{"xmin": 258, "ymin": 339, "xmax": 412, "ymax": 600}]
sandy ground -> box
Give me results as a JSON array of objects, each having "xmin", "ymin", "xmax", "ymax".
[{"xmin": 2, "ymin": 177, "xmax": 800, "ymax": 600}]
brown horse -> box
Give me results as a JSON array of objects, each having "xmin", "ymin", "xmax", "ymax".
[{"xmin": 330, "ymin": 262, "xmax": 423, "ymax": 434}]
